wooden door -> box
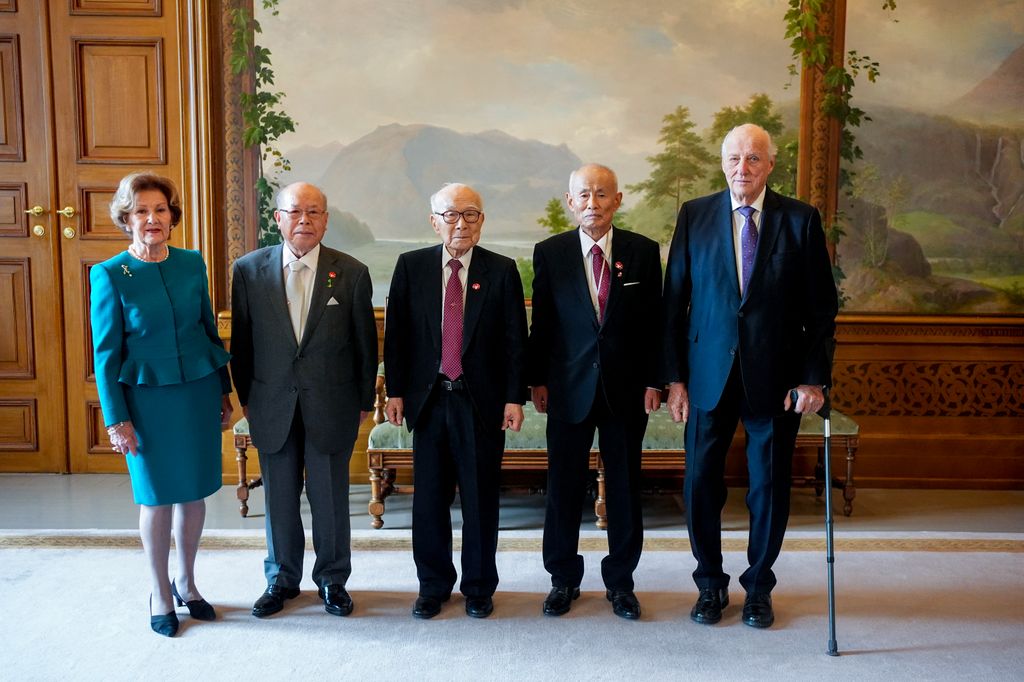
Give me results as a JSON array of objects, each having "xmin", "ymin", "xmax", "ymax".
[
  {"xmin": 0, "ymin": 0, "xmax": 204, "ymax": 473},
  {"xmin": 0, "ymin": 4, "xmax": 65, "ymax": 472},
  {"xmin": 50, "ymin": 0, "xmax": 187, "ymax": 473}
]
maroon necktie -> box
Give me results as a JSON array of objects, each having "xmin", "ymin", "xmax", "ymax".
[
  {"xmin": 591, "ymin": 244, "xmax": 610, "ymax": 323},
  {"xmin": 738, "ymin": 205, "xmax": 757, "ymax": 293},
  {"xmin": 441, "ymin": 260, "xmax": 463, "ymax": 379}
]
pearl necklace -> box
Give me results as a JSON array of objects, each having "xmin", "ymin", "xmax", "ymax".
[{"xmin": 128, "ymin": 245, "xmax": 170, "ymax": 263}]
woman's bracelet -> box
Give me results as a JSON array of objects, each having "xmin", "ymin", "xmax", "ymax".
[{"xmin": 106, "ymin": 421, "xmax": 130, "ymax": 435}]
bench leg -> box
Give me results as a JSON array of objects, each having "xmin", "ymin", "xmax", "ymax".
[
  {"xmin": 843, "ymin": 442, "xmax": 857, "ymax": 517},
  {"xmin": 368, "ymin": 466, "xmax": 385, "ymax": 529},
  {"xmin": 594, "ymin": 465, "xmax": 608, "ymax": 530},
  {"xmin": 235, "ymin": 445, "xmax": 249, "ymax": 518}
]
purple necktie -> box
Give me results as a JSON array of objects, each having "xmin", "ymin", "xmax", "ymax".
[
  {"xmin": 441, "ymin": 260, "xmax": 463, "ymax": 379},
  {"xmin": 738, "ymin": 205, "xmax": 757, "ymax": 293},
  {"xmin": 591, "ymin": 244, "xmax": 610, "ymax": 323}
]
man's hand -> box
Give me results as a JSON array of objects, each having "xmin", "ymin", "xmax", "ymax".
[
  {"xmin": 644, "ymin": 387, "xmax": 662, "ymax": 414},
  {"xmin": 384, "ymin": 397, "xmax": 404, "ymax": 426},
  {"xmin": 531, "ymin": 386, "xmax": 549, "ymax": 414},
  {"xmin": 784, "ymin": 384, "xmax": 825, "ymax": 414},
  {"xmin": 667, "ymin": 382, "xmax": 689, "ymax": 423},
  {"xmin": 502, "ymin": 403, "xmax": 524, "ymax": 432}
]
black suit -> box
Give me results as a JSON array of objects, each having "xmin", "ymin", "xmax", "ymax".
[
  {"xmin": 384, "ymin": 244, "xmax": 527, "ymax": 599},
  {"xmin": 662, "ymin": 188, "xmax": 838, "ymax": 594},
  {"xmin": 231, "ymin": 244, "xmax": 377, "ymax": 590},
  {"xmin": 528, "ymin": 227, "xmax": 662, "ymax": 591}
]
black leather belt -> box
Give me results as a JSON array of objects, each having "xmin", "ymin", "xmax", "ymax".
[{"xmin": 440, "ymin": 378, "xmax": 465, "ymax": 391}]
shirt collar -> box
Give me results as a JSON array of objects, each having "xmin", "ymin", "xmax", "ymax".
[
  {"xmin": 730, "ymin": 187, "xmax": 767, "ymax": 215},
  {"xmin": 579, "ymin": 226, "xmax": 613, "ymax": 257},
  {"xmin": 282, "ymin": 243, "xmax": 320, "ymax": 272},
  {"xmin": 441, "ymin": 246, "xmax": 473, "ymax": 272}
]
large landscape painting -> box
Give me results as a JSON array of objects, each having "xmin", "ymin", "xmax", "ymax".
[{"xmin": 259, "ymin": 0, "xmax": 1023, "ymax": 313}]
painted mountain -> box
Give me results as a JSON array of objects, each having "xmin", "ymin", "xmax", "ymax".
[
  {"xmin": 834, "ymin": 44, "xmax": 1024, "ymax": 313},
  {"xmin": 282, "ymin": 124, "xmax": 582, "ymax": 241}
]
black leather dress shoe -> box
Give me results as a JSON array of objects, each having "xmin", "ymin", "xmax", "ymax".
[
  {"xmin": 252, "ymin": 584, "xmax": 301, "ymax": 618},
  {"xmin": 606, "ymin": 589, "xmax": 641, "ymax": 620},
  {"xmin": 318, "ymin": 584, "xmax": 354, "ymax": 617},
  {"xmin": 690, "ymin": 587, "xmax": 729, "ymax": 625},
  {"xmin": 172, "ymin": 580, "xmax": 216, "ymax": 621},
  {"xmin": 542, "ymin": 586, "xmax": 580, "ymax": 616},
  {"xmin": 412, "ymin": 594, "xmax": 449, "ymax": 619},
  {"xmin": 465, "ymin": 596, "xmax": 494, "ymax": 618},
  {"xmin": 742, "ymin": 592, "xmax": 774, "ymax": 628}
]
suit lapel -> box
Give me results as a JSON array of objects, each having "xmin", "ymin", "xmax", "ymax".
[
  {"xmin": 300, "ymin": 247, "xmax": 334, "ymax": 348},
  {"xmin": 601, "ymin": 228, "xmax": 630, "ymax": 326},
  {"xmin": 564, "ymin": 230, "xmax": 599, "ymax": 329},
  {"xmin": 260, "ymin": 245, "xmax": 297, "ymax": 348},
  {"xmin": 714, "ymin": 192, "xmax": 742, "ymax": 301},
  {"xmin": 426, "ymin": 245, "xmax": 443, "ymax": 354},
  {"xmin": 745, "ymin": 189, "xmax": 782, "ymax": 301},
  {"xmin": 461, "ymin": 248, "xmax": 489, "ymax": 353}
]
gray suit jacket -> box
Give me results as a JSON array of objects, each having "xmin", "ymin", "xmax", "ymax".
[{"xmin": 230, "ymin": 244, "xmax": 377, "ymax": 454}]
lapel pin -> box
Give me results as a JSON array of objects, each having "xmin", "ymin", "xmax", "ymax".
[
  {"xmin": 327, "ymin": 271, "xmax": 336, "ymax": 288},
  {"xmin": 471, "ymin": 282, "xmax": 481, "ymax": 290},
  {"xmin": 121, "ymin": 264, "xmax": 133, "ymax": 277}
]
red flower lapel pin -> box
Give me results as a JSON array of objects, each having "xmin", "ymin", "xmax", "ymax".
[
  {"xmin": 614, "ymin": 261, "xmax": 623, "ymax": 278},
  {"xmin": 327, "ymin": 271, "xmax": 337, "ymax": 288},
  {"xmin": 471, "ymin": 282, "xmax": 481, "ymax": 291}
]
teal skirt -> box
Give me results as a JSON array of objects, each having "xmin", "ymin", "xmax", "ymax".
[{"xmin": 122, "ymin": 371, "xmax": 222, "ymax": 506}]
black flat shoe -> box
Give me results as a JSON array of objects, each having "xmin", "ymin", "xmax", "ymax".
[
  {"xmin": 172, "ymin": 581, "xmax": 216, "ymax": 621},
  {"xmin": 150, "ymin": 595, "xmax": 179, "ymax": 637},
  {"xmin": 542, "ymin": 586, "xmax": 580, "ymax": 617},
  {"xmin": 690, "ymin": 587, "xmax": 729, "ymax": 625},
  {"xmin": 252, "ymin": 584, "xmax": 301, "ymax": 619},
  {"xmin": 412, "ymin": 594, "xmax": 449, "ymax": 619},
  {"xmin": 465, "ymin": 596, "xmax": 494, "ymax": 619},
  {"xmin": 742, "ymin": 592, "xmax": 774, "ymax": 629},
  {"xmin": 318, "ymin": 584, "xmax": 354, "ymax": 617},
  {"xmin": 606, "ymin": 589, "xmax": 641, "ymax": 620}
]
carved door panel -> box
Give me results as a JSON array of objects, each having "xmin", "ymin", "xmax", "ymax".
[
  {"xmin": 49, "ymin": 0, "xmax": 186, "ymax": 473},
  {"xmin": 0, "ymin": 5, "xmax": 65, "ymax": 472}
]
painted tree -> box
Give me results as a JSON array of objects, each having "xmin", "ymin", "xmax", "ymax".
[
  {"xmin": 627, "ymin": 106, "xmax": 716, "ymax": 215},
  {"xmin": 537, "ymin": 197, "xmax": 573, "ymax": 234}
]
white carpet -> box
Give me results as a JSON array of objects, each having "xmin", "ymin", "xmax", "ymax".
[{"xmin": 2, "ymin": 534, "xmax": 1022, "ymax": 681}]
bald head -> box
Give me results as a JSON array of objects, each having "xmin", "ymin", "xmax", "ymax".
[
  {"xmin": 277, "ymin": 181, "xmax": 327, "ymax": 210},
  {"xmin": 721, "ymin": 124, "xmax": 777, "ymax": 205},
  {"xmin": 430, "ymin": 182, "xmax": 485, "ymax": 258},
  {"xmin": 274, "ymin": 181, "xmax": 329, "ymax": 257}
]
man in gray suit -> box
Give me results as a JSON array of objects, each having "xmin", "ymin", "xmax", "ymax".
[{"xmin": 231, "ymin": 182, "xmax": 378, "ymax": 618}]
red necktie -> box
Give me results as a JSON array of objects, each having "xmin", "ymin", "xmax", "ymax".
[
  {"xmin": 591, "ymin": 244, "xmax": 610, "ymax": 323},
  {"xmin": 441, "ymin": 260, "xmax": 463, "ymax": 379}
]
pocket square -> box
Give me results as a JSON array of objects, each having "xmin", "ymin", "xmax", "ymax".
[
  {"xmin": 623, "ymin": 281, "xmax": 640, "ymax": 287},
  {"xmin": 327, "ymin": 297, "xmax": 340, "ymax": 306}
]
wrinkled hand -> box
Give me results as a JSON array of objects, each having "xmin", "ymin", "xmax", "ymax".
[
  {"xmin": 108, "ymin": 421, "xmax": 139, "ymax": 457},
  {"xmin": 385, "ymin": 397, "xmax": 404, "ymax": 426},
  {"xmin": 667, "ymin": 382, "xmax": 689, "ymax": 423},
  {"xmin": 220, "ymin": 395, "xmax": 234, "ymax": 429},
  {"xmin": 644, "ymin": 388, "xmax": 662, "ymax": 414},
  {"xmin": 531, "ymin": 386, "xmax": 549, "ymax": 414},
  {"xmin": 502, "ymin": 403, "xmax": 524, "ymax": 432},
  {"xmin": 784, "ymin": 384, "xmax": 825, "ymax": 414}
]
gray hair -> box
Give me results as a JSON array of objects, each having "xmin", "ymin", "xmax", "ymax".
[
  {"xmin": 109, "ymin": 172, "xmax": 183, "ymax": 234},
  {"xmin": 721, "ymin": 123, "xmax": 778, "ymax": 159},
  {"xmin": 275, "ymin": 182, "xmax": 328, "ymax": 209},
  {"xmin": 430, "ymin": 183, "xmax": 483, "ymax": 212},
  {"xmin": 568, "ymin": 163, "xmax": 619, "ymax": 192}
]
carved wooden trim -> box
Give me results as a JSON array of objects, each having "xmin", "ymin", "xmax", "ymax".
[
  {"xmin": 86, "ymin": 401, "xmax": 115, "ymax": 454},
  {"xmin": 221, "ymin": 0, "xmax": 250, "ymax": 289},
  {"xmin": 0, "ymin": 398, "xmax": 37, "ymax": 451},
  {"xmin": 0, "ymin": 257, "xmax": 34, "ymax": 378},
  {"xmin": 0, "ymin": 2, "xmax": 16, "ymax": 14},
  {"xmin": 0, "ymin": 34, "xmax": 25, "ymax": 162},
  {"xmin": 0, "ymin": 183, "xmax": 28, "ymax": 238},
  {"xmin": 71, "ymin": 0, "xmax": 161, "ymax": 16}
]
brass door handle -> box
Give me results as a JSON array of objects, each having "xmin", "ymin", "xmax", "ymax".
[
  {"xmin": 62, "ymin": 226, "xmax": 76, "ymax": 239},
  {"xmin": 33, "ymin": 225, "xmax": 45, "ymax": 237},
  {"xmin": 56, "ymin": 206, "xmax": 76, "ymax": 219},
  {"xmin": 24, "ymin": 206, "xmax": 45, "ymax": 217}
]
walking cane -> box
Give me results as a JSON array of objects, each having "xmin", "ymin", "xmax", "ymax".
[{"xmin": 791, "ymin": 380, "xmax": 839, "ymax": 657}]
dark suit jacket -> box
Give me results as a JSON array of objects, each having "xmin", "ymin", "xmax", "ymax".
[
  {"xmin": 661, "ymin": 188, "xmax": 838, "ymax": 415},
  {"xmin": 527, "ymin": 227, "xmax": 662, "ymax": 424},
  {"xmin": 230, "ymin": 244, "xmax": 378, "ymax": 454},
  {"xmin": 384, "ymin": 244, "xmax": 527, "ymax": 431}
]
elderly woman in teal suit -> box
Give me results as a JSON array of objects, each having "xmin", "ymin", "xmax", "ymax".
[{"xmin": 90, "ymin": 172, "xmax": 233, "ymax": 637}]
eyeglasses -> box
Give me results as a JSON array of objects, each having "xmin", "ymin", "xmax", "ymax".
[
  {"xmin": 279, "ymin": 208, "xmax": 325, "ymax": 220},
  {"xmin": 433, "ymin": 210, "xmax": 482, "ymax": 224}
]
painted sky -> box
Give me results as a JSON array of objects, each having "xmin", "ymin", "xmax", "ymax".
[{"xmin": 260, "ymin": 0, "xmax": 1023, "ymax": 190}]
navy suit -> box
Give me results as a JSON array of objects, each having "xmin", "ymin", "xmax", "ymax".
[
  {"xmin": 662, "ymin": 188, "xmax": 838, "ymax": 594},
  {"xmin": 528, "ymin": 227, "xmax": 662, "ymax": 591},
  {"xmin": 384, "ymin": 244, "xmax": 527, "ymax": 599}
]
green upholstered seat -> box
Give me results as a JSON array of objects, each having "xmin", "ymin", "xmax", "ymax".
[{"xmin": 234, "ymin": 416, "xmax": 250, "ymax": 436}]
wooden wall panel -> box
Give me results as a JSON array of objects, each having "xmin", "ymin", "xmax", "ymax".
[
  {"xmin": 73, "ymin": 38, "xmax": 164, "ymax": 164},
  {"xmin": 82, "ymin": 261, "xmax": 97, "ymax": 381},
  {"xmin": 0, "ymin": 398, "xmax": 35, "ymax": 450},
  {"xmin": 0, "ymin": 2, "xmax": 15, "ymax": 14},
  {"xmin": 0, "ymin": 34, "xmax": 25, "ymax": 161},
  {"xmin": 0, "ymin": 258, "xmax": 33, "ymax": 378},
  {"xmin": 87, "ymin": 401, "xmax": 115, "ymax": 454},
  {"xmin": 79, "ymin": 186, "xmax": 124, "ymax": 238},
  {"xmin": 0, "ymin": 182, "xmax": 26, "ymax": 237},
  {"xmin": 72, "ymin": 0, "xmax": 161, "ymax": 16}
]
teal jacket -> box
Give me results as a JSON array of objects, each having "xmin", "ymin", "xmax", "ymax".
[{"xmin": 90, "ymin": 247, "xmax": 231, "ymax": 427}]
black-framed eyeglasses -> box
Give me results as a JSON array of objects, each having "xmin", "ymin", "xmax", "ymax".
[
  {"xmin": 279, "ymin": 208, "xmax": 325, "ymax": 220},
  {"xmin": 434, "ymin": 210, "xmax": 482, "ymax": 224}
]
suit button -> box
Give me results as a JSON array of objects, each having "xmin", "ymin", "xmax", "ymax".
[
  {"xmin": 729, "ymin": 348, "xmax": 736, "ymax": 356},
  {"xmin": 592, "ymin": 362, "xmax": 599, "ymax": 369},
  {"xmin": 289, "ymin": 387, "xmax": 297, "ymax": 393},
  {"xmin": 737, "ymin": 312, "xmax": 744, "ymax": 318}
]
